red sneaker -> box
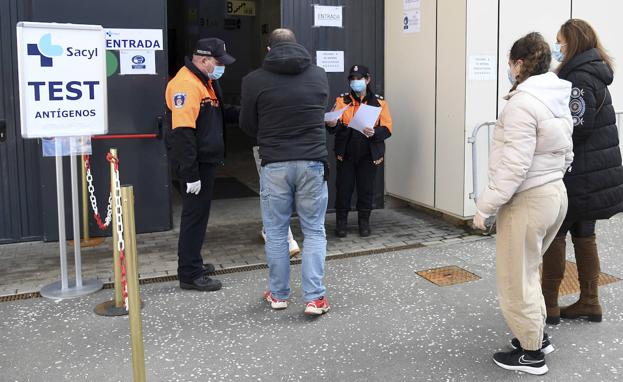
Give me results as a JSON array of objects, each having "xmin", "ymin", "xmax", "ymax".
[
  {"xmin": 304, "ymin": 296, "xmax": 330, "ymax": 315},
  {"xmin": 263, "ymin": 291, "xmax": 288, "ymax": 310}
]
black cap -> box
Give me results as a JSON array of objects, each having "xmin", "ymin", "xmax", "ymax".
[
  {"xmin": 348, "ymin": 64, "xmax": 370, "ymax": 79},
  {"xmin": 193, "ymin": 38, "xmax": 236, "ymax": 65}
]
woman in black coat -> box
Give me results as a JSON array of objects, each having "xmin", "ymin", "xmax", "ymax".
[{"xmin": 542, "ymin": 19, "xmax": 623, "ymax": 325}]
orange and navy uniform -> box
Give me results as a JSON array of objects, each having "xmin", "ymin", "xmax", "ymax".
[
  {"xmin": 328, "ymin": 90, "xmax": 393, "ymax": 163},
  {"xmin": 165, "ymin": 59, "xmax": 237, "ymax": 182}
]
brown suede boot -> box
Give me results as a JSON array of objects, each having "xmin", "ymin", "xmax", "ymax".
[
  {"xmin": 541, "ymin": 235, "xmax": 567, "ymax": 325},
  {"xmin": 560, "ymin": 235, "xmax": 603, "ymax": 322}
]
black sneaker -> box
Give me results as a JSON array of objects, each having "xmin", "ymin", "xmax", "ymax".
[
  {"xmin": 493, "ymin": 348, "xmax": 548, "ymax": 375},
  {"xmin": 180, "ymin": 275, "xmax": 222, "ymax": 291},
  {"xmin": 510, "ymin": 333, "xmax": 554, "ymax": 355}
]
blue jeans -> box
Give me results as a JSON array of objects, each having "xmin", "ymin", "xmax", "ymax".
[{"xmin": 260, "ymin": 160, "xmax": 328, "ymax": 302}]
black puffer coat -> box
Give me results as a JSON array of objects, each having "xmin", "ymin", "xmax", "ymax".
[{"xmin": 558, "ymin": 48, "xmax": 623, "ymax": 221}]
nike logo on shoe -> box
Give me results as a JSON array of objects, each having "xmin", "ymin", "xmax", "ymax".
[{"xmin": 518, "ymin": 355, "xmax": 543, "ymax": 365}]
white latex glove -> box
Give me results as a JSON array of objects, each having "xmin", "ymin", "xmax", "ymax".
[
  {"xmin": 186, "ymin": 180, "xmax": 201, "ymax": 195},
  {"xmin": 472, "ymin": 211, "xmax": 487, "ymax": 230}
]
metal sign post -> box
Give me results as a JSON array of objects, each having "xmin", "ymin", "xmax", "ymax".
[{"xmin": 40, "ymin": 154, "xmax": 103, "ymax": 299}]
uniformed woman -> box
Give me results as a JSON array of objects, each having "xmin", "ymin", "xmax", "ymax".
[{"xmin": 326, "ymin": 65, "xmax": 393, "ymax": 237}]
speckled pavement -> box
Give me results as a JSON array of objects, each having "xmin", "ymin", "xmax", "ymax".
[
  {"xmin": 0, "ymin": 215, "xmax": 622, "ymax": 381},
  {"xmin": 0, "ymin": 200, "xmax": 474, "ymax": 297}
]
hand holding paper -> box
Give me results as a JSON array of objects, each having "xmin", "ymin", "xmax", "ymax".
[
  {"xmin": 324, "ymin": 106, "xmax": 349, "ymax": 123},
  {"xmin": 348, "ymin": 104, "xmax": 382, "ymax": 136}
]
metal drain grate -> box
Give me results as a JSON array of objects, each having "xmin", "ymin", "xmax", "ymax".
[
  {"xmin": 416, "ymin": 265, "xmax": 481, "ymax": 286},
  {"xmin": 557, "ymin": 261, "xmax": 620, "ymax": 296}
]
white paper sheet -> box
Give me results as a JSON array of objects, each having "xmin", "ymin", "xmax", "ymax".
[
  {"xmin": 348, "ymin": 104, "xmax": 382, "ymax": 134},
  {"xmin": 324, "ymin": 106, "xmax": 348, "ymax": 122}
]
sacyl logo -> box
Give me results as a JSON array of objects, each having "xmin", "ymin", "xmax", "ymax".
[{"xmin": 27, "ymin": 33, "xmax": 63, "ymax": 67}]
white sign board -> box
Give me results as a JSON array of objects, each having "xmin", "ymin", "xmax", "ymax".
[
  {"xmin": 120, "ymin": 50, "xmax": 157, "ymax": 75},
  {"xmin": 314, "ymin": 5, "xmax": 343, "ymax": 28},
  {"xmin": 403, "ymin": 9, "xmax": 421, "ymax": 34},
  {"xmin": 105, "ymin": 28, "xmax": 163, "ymax": 50},
  {"xmin": 17, "ymin": 22, "xmax": 108, "ymax": 138},
  {"xmin": 403, "ymin": 0, "xmax": 421, "ymax": 10},
  {"xmin": 468, "ymin": 55, "xmax": 497, "ymax": 81},
  {"xmin": 316, "ymin": 51, "xmax": 344, "ymax": 73}
]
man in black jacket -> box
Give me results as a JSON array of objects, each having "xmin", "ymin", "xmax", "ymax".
[
  {"xmin": 240, "ymin": 29, "xmax": 331, "ymax": 315},
  {"xmin": 166, "ymin": 38, "xmax": 238, "ymax": 292}
]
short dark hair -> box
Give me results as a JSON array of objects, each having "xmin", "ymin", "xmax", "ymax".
[{"xmin": 268, "ymin": 28, "xmax": 296, "ymax": 47}]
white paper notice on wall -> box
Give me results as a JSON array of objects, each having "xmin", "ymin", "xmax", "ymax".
[
  {"xmin": 316, "ymin": 51, "xmax": 344, "ymax": 73},
  {"xmin": 468, "ymin": 55, "xmax": 497, "ymax": 81},
  {"xmin": 119, "ymin": 50, "xmax": 156, "ymax": 75},
  {"xmin": 403, "ymin": 9, "xmax": 421, "ymax": 34},
  {"xmin": 314, "ymin": 5, "xmax": 343, "ymax": 28},
  {"xmin": 403, "ymin": 0, "xmax": 421, "ymax": 10}
]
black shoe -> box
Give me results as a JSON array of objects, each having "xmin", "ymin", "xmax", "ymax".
[
  {"xmin": 510, "ymin": 333, "xmax": 554, "ymax": 355},
  {"xmin": 335, "ymin": 210, "xmax": 348, "ymax": 238},
  {"xmin": 358, "ymin": 210, "xmax": 371, "ymax": 237},
  {"xmin": 203, "ymin": 263, "xmax": 216, "ymax": 274},
  {"xmin": 180, "ymin": 275, "xmax": 222, "ymax": 291},
  {"xmin": 493, "ymin": 348, "xmax": 548, "ymax": 375}
]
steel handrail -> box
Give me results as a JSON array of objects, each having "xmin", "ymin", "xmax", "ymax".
[{"xmin": 468, "ymin": 121, "xmax": 496, "ymax": 203}]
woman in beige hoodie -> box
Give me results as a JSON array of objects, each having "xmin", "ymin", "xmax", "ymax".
[{"xmin": 472, "ymin": 32, "xmax": 574, "ymax": 375}]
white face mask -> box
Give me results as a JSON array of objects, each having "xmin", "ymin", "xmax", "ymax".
[{"xmin": 507, "ymin": 67, "xmax": 517, "ymax": 85}]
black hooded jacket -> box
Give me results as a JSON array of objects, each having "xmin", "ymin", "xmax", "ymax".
[
  {"xmin": 240, "ymin": 42, "xmax": 329, "ymax": 166},
  {"xmin": 558, "ymin": 48, "xmax": 623, "ymax": 221}
]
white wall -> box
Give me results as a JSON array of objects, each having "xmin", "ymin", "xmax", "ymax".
[
  {"xmin": 385, "ymin": 0, "xmax": 623, "ymax": 219},
  {"xmin": 572, "ymin": 0, "xmax": 623, "ymax": 112},
  {"xmin": 384, "ymin": 0, "xmax": 437, "ymax": 207},
  {"xmin": 463, "ymin": 0, "xmax": 498, "ymax": 216},
  {"xmin": 435, "ymin": 0, "xmax": 467, "ymax": 217}
]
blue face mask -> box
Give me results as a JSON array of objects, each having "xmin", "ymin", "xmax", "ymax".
[
  {"xmin": 552, "ymin": 43, "xmax": 565, "ymax": 62},
  {"xmin": 350, "ymin": 79, "xmax": 367, "ymax": 93},
  {"xmin": 507, "ymin": 67, "xmax": 516, "ymax": 85},
  {"xmin": 208, "ymin": 65, "xmax": 225, "ymax": 80}
]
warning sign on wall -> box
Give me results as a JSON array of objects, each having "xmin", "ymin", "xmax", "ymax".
[
  {"xmin": 316, "ymin": 51, "xmax": 344, "ymax": 73},
  {"xmin": 227, "ymin": 1, "xmax": 256, "ymax": 17}
]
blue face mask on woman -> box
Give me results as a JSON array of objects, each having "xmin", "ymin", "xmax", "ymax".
[
  {"xmin": 507, "ymin": 67, "xmax": 517, "ymax": 85},
  {"xmin": 209, "ymin": 65, "xmax": 225, "ymax": 80},
  {"xmin": 552, "ymin": 43, "xmax": 565, "ymax": 62},
  {"xmin": 350, "ymin": 79, "xmax": 367, "ymax": 93}
]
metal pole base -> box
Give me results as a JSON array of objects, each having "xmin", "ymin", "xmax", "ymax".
[
  {"xmin": 68, "ymin": 237, "xmax": 106, "ymax": 248},
  {"xmin": 94, "ymin": 299, "xmax": 144, "ymax": 317},
  {"xmin": 40, "ymin": 278, "xmax": 103, "ymax": 300}
]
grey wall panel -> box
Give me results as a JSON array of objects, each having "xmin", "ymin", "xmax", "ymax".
[
  {"xmin": 0, "ymin": 0, "xmax": 42, "ymax": 243},
  {"xmin": 282, "ymin": 0, "xmax": 386, "ymax": 209}
]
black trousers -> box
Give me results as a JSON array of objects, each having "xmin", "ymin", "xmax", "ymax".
[
  {"xmin": 557, "ymin": 219, "xmax": 596, "ymax": 238},
  {"xmin": 335, "ymin": 156, "xmax": 377, "ymax": 211},
  {"xmin": 177, "ymin": 163, "xmax": 216, "ymax": 282}
]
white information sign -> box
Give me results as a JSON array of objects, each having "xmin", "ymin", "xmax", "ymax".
[
  {"xmin": 120, "ymin": 50, "xmax": 157, "ymax": 75},
  {"xmin": 314, "ymin": 5, "xmax": 343, "ymax": 28},
  {"xmin": 403, "ymin": 0, "xmax": 421, "ymax": 10},
  {"xmin": 17, "ymin": 22, "xmax": 108, "ymax": 138},
  {"xmin": 105, "ymin": 28, "xmax": 163, "ymax": 50},
  {"xmin": 468, "ymin": 55, "xmax": 497, "ymax": 81},
  {"xmin": 403, "ymin": 10, "xmax": 421, "ymax": 34},
  {"xmin": 316, "ymin": 51, "xmax": 344, "ymax": 73}
]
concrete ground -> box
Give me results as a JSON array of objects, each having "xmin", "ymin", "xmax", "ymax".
[{"xmin": 1, "ymin": 216, "xmax": 622, "ymax": 381}]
